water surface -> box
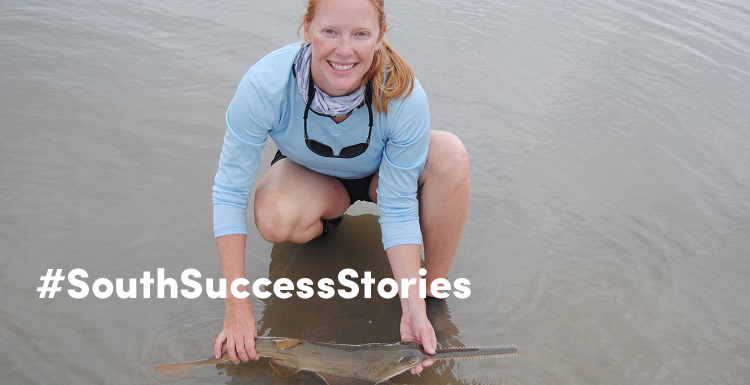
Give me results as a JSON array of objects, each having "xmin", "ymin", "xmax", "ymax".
[{"xmin": 2, "ymin": 0, "xmax": 749, "ymax": 384}]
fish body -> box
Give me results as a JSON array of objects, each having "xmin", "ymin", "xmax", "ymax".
[
  {"xmin": 154, "ymin": 337, "xmax": 517, "ymax": 384},
  {"xmin": 255, "ymin": 338, "xmax": 427, "ymax": 383}
]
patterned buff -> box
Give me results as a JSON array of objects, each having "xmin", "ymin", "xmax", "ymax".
[{"xmin": 294, "ymin": 44, "xmax": 366, "ymax": 117}]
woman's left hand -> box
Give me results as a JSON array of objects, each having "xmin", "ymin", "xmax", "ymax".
[{"xmin": 400, "ymin": 309, "xmax": 437, "ymax": 375}]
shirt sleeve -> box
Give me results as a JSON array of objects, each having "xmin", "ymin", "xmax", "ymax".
[
  {"xmin": 376, "ymin": 82, "xmax": 431, "ymax": 250},
  {"xmin": 212, "ymin": 71, "xmax": 273, "ymax": 237}
]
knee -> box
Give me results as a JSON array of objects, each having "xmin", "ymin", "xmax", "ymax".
[
  {"xmin": 425, "ymin": 131, "xmax": 470, "ymax": 185},
  {"xmin": 254, "ymin": 190, "xmax": 295, "ymax": 243}
]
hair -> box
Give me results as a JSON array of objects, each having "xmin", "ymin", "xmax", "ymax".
[{"xmin": 300, "ymin": 0, "xmax": 414, "ymax": 114}]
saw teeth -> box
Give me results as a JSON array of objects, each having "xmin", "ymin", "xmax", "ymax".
[
  {"xmin": 461, "ymin": 345, "xmax": 517, "ymax": 349},
  {"xmin": 437, "ymin": 345, "xmax": 518, "ymax": 360}
]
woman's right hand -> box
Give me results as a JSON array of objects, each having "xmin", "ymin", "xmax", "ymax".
[{"xmin": 214, "ymin": 299, "xmax": 259, "ymax": 363}]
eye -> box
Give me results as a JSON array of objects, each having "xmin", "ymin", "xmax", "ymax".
[
  {"xmin": 322, "ymin": 29, "xmax": 336, "ymax": 35},
  {"xmin": 355, "ymin": 31, "xmax": 370, "ymax": 38}
]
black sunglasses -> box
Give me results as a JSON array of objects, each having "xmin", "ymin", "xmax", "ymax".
[{"xmin": 303, "ymin": 73, "xmax": 373, "ymax": 159}]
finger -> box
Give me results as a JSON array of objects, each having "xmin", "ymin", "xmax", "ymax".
[
  {"xmin": 227, "ymin": 337, "xmax": 240, "ymax": 364},
  {"xmin": 236, "ymin": 334, "xmax": 250, "ymax": 362},
  {"xmin": 214, "ymin": 331, "xmax": 226, "ymax": 359},
  {"xmin": 423, "ymin": 359, "xmax": 435, "ymax": 368},
  {"xmin": 420, "ymin": 330, "xmax": 437, "ymax": 355},
  {"xmin": 244, "ymin": 335, "xmax": 258, "ymax": 360}
]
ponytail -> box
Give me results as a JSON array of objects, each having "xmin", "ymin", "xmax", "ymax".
[{"xmin": 366, "ymin": 40, "xmax": 415, "ymax": 114}]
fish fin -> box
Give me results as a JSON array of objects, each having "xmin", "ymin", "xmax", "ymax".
[
  {"xmin": 273, "ymin": 338, "xmax": 302, "ymax": 350},
  {"xmin": 316, "ymin": 373, "xmax": 371, "ymax": 385},
  {"xmin": 269, "ymin": 359, "xmax": 300, "ymax": 377},
  {"xmin": 154, "ymin": 358, "xmax": 219, "ymax": 379}
]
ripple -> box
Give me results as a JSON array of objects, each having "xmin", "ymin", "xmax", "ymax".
[{"xmin": 129, "ymin": 298, "xmax": 226, "ymax": 384}]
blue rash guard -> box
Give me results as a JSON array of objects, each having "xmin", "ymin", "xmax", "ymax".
[{"xmin": 212, "ymin": 43, "xmax": 430, "ymax": 250}]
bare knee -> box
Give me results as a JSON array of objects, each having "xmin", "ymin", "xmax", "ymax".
[
  {"xmin": 254, "ymin": 189, "xmax": 297, "ymax": 243},
  {"xmin": 422, "ymin": 131, "xmax": 470, "ymax": 186}
]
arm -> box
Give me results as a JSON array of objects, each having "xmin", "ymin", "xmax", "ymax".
[
  {"xmin": 212, "ymin": 71, "xmax": 274, "ymax": 363},
  {"xmin": 386, "ymin": 244, "xmax": 436, "ymax": 375},
  {"xmin": 213, "ymin": 234, "xmax": 259, "ymax": 363},
  {"xmin": 376, "ymin": 81, "xmax": 434, "ymax": 374}
]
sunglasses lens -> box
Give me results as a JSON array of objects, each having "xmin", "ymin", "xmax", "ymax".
[
  {"xmin": 338, "ymin": 143, "xmax": 367, "ymax": 158},
  {"xmin": 307, "ymin": 140, "xmax": 334, "ymax": 157}
]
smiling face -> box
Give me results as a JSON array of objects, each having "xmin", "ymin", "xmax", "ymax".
[{"xmin": 303, "ymin": 0, "xmax": 385, "ymax": 96}]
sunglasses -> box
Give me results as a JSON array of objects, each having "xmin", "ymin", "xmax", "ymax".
[{"xmin": 303, "ymin": 73, "xmax": 373, "ymax": 158}]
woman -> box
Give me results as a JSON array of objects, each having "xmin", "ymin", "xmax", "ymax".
[{"xmin": 212, "ymin": 0, "xmax": 470, "ymax": 375}]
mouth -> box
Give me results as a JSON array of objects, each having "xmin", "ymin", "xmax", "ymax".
[{"xmin": 327, "ymin": 60, "xmax": 357, "ymax": 73}]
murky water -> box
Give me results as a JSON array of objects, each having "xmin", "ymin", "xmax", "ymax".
[{"xmin": 2, "ymin": 0, "xmax": 749, "ymax": 384}]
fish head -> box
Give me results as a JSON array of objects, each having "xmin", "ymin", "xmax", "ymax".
[
  {"xmin": 368, "ymin": 348, "xmax": 424, "ymax": 381},
  {"xmin": 316, "ymin": 342, "xmax": 427, "ymax": 384},
  {"xmin": 396, "ymin": 349, "xmax": 424, "ymax": 367},
  {"xmin": 384, "ymin": 342, "xmax": 426, "ymax": 373}
]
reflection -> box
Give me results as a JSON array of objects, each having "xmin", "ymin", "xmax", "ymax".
[{"xmin": 223, "ymin": 214, "xmax": 464, "ymax": 384}]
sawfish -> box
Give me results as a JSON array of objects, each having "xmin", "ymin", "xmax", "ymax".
[{"xmin": 154, "ymin": 336, "xmax": 517, "ymax": 384}]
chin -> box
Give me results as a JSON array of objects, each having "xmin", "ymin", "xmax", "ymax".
[{"xmin": 328, "ymin": 80, "xmax": 361, "ymax": 96}]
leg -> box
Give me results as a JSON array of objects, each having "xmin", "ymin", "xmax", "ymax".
[
  {"xmin": 254, "ymin": 158, "xmax": 350, "ymax": 244},
  {"xmin": 369, "ymin": 131, "xmax": 470, "ymax": 286},
  {"xmin": 418, "ymin": 131, "xmax": 470, "ymax": 284}
]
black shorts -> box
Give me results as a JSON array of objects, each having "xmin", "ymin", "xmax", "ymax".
[{"xmin": 271, "ymin": 150, "xmax": 375, "ymax": 205}]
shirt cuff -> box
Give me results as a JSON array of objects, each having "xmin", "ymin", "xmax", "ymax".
[
  {"xmin": 380, "ymin": 218, "xmax": 423, "ymax": 250},
  {"xmin": 213, "ymin": 204, "xmax": 248, "ymax": 238},
  {"xmin": 383, "ymin": 237, "xmax": 423, "ymax": 250}
]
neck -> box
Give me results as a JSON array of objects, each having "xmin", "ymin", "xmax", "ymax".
[{"xmin": 331, "ymin": 114, "xmax": 350, "ymax": 124}]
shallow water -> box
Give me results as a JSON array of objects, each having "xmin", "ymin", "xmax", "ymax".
[{"xmin": 2, "ymin": 0, "xmax": 749, "ymax": 384}]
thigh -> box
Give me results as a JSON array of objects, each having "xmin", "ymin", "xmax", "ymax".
[{"xmin": 255, "ymin": 158, "xmax": 351, "ymax": 222}]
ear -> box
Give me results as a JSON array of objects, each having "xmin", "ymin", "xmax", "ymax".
[
  {"xmin": 375, "ymin": 26, "xmax": 386, "ymax": 50},
  {"xmin": 303, "ymin": 20, "xmax": 312, "ymax": 44}
]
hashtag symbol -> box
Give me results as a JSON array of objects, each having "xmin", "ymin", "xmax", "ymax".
[{"xmin": 38, "ymin": 269, "xmax": 65, "ymax": 298}]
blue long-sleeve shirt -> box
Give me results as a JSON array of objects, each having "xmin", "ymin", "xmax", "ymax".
[{"xmin": 213, "ymin": 43, "xmax": 430, "ymax": 249}]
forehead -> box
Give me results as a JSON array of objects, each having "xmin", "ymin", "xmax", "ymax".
[{"xmin": 311, "ymin": 0, "xmax": 380, "ymax": 28}]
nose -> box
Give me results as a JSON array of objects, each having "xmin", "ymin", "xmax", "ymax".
[{"xmin": 335, "ymin": 36, "xmax": 354, "ymax": 57}]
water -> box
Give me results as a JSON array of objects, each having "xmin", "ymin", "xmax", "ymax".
[{"xmin": 2, "ymin": 0, "xmax": 749, "ymax": 383}]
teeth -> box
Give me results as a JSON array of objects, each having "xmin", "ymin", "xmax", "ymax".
[
  {"xmin": 330, "ymin": 62, "xmax": 355, "ymax": 71},
  {"xmin": 437, "ymin": 345, "xmax": 518, "ymax": 359}
]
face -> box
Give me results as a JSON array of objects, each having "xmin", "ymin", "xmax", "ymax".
[{"xmin": 304, "ymin": 0, "xmax": 384, "ymax": 96}]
